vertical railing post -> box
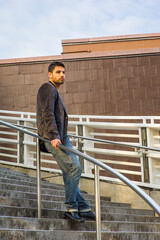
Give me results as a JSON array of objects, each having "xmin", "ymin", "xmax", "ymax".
[
  {"xmin": 140, "ymin": 127, "xmax": 150, "ymax": 183},
  {"xmin": 83, "ymin": 125, "xmax": 95, "ymax": 175},
  {"xmin": 77, "ymin": 125, "xmax": 84, "ymax": 171},
  {"xmin": 94, "ymin": 165, "xmax": 101, "ymax": 240},
  {"xmin": 36, "ymin": 138, "xmax": 41, "ymax": 218},
  {"xmin": 17, "ymin": 120, "xmax": 24, "ymax": 164}
]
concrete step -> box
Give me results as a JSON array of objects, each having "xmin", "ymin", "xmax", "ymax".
[
  {"xmin": 0, "ymin": 168, "xmax": 38, "ymax": 179},
  {"xmin": 0, "ymin": 182, "xmax": 114, "ymax": 204},
  {"xmin": 0, "ymin": 190, "xmax": 131, "ymax": 212},
  {"xmin": 0, "ymin": 205, "xmax": 158, "ymax": 222},
  {"xmin": 0, "ymin": 187, "xmax": 112, "ymax": 207},
  {"xmin": 0, "ymin": 167, "xmax": 108, "ymax": 197},
  {"xmin": 0, "ymin": 182, "xmax": 67, "ymax": 195},
  {"xmin": 0, "ymin": 166, "xmax": 160, "ymax": 239},
  {"xmin": 0, "ymin": 176, "xmax": 112, "ymax": 202},
  {"xmin": 0, "ymin": 168, "xmax": 64, "ymax": 189},
  {"xmin": 0, "ymin": 178, "xmax": 64, "ymax": 191},
  {"xmin": 1, "ymin": 216, "xmax": 160, "ymax": 232},
  {"xmin": 0, "ymin": 175, "xmax": 65, "ymax": 190},
  {"xmin": 0, "ymin": 196, "xmax": 154, "ymax": 216},
  {"xmin": 0, "ymin": 167, "xmax": 28, "ymax": 174},
  {"xmin": 0, "ymin": 229, "xmax": 159, "ymax": 240},
  {"xmin": 0, "ymin": 191, "xmax": 129, "ymax": 208},
  {"xmin": 0, "ymin": 188, "xmax": 66, "ymax": 202}
]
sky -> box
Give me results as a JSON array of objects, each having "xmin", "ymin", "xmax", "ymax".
[{"xmin": 0, "ymin": 0, "xmax": 160, "ymax": 60}]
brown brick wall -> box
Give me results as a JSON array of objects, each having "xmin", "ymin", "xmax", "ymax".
[
  {"xmin": 0, "ymin": 53, "xmax": 160, "ymax": 116},
  {"xmin": 63, "ymin": 54, "xmax": 160, "ymax": 116}
]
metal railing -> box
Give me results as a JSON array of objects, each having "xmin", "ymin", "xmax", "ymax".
[
  {"xmin": 2, "ymin": 110, "xmax": 160, "ymax": 186},
  {"xmin": 1, "ymin": 120, "xmax": 160, "ymax": 240}
]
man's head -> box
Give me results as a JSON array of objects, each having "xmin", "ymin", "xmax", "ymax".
[
  {"xmin": 48, "ymin": 61, "xmax": 65, "ymax": 73},
  {"xmin": 48, "ymin": 61, "xmax": 65, "ymax": 89}
]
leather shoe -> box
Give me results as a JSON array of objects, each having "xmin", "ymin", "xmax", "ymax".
[
  {"xmin": 79, "ymin": 211, "xmax": 96, "ymax": 220},
  {"xmin": 64, "ymin": 211, "xmax": 85, "ymax": 223}
]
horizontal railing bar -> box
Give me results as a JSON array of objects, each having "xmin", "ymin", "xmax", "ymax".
[
  {"xmin": 0, "ymin": 131, "xmax": 17, "ymax": 135},
  {"xmin": 99, "ymin": 159, "xmax": 141, "ymax": 166},
  {"xmin": 1, "ymin": 119, "xmax": 160, "ymax": 216},
  {"xmin": 82, "ymin": 147, "xmax": 140, "ymax": 157},
  {"xmin": 97, "ymin": 166, "xmax": 141, "ymax": 175},
  {"xmin": 0, "ymin": 153, "xmax": 17, "ymax": 158},
  {"xmin": 5, "ymin": 123, "xmax": 160, "ymax": 153},
  {"xmin": 0, "ymin": 146, "xmax": 17, "ymax": 151},
  {"xmin": 87, "ymin": 141, "xmax": 140, "ymax": 146},
  {"xmin": 2, "ymin": 111, "xmax": 159, "ymax": 120},
  {"xmin": 23, "ymin": 141, "xmax": 36, "ymax": 146},
  {"xmin": 90, "ymin": 132, "xmax": 139, "ymax": 138},
  {"xmin": 31, "ymin": 158, "xmax": 57, "ymax": 165},
  {"xmin": 68, "ymin": 115, "xmax": 159, "ymax": 120},
  {"xmin": 147, "ymin": 153, "xmax": 160, "ymax": 158},
  {"xmin": 0, "ymin": 138, "xmax": 18, "ymax": 144},
  {"xmin": 69, "ymin": 134, "xmax": 160, "ymax": 153},
  {"xmin": 14, "ymin": 124, "xmax": 37, "ymax": 131},
  {"xmin": 69, "ymin": 121, "xmax": 142, "ymax": 129},
  {"xmin": 0, "ymin": 117, "xmax": 36, "ymax": 123},
  {"xmin": 13, "ymin": 122, "xmax": 140, "ymax": 131},
  {"xmin": 0, "ymin": 110, "xmax": 36, "ymax": 115},
  {"xmin": 154, "ymin": 144, "xmax": 160, "ymax": 148},
  {"xmin": 154, "ymin": 136, "xmax": 160, "ymax": 139}
]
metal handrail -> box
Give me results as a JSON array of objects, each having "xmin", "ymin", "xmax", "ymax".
[
  {"xmin": 8, "ymin": 123, "xmax": 160, "ymax": 152},
  {"xmin": 69, "ymin": 134, "xmax": 160, "ymax": 153},
  {"xmin": 1, "ymin": 120, "xmax": 160, "ymax": 240}
]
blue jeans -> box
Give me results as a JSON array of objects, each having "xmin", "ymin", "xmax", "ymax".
[{"xmin": 44, "ymin": 135, "xmax": 91, "ymax": 212}]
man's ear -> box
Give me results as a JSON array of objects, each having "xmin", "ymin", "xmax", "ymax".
[{"xmin": 48, "ymin": 72, "xmax": 52, "ymax": 78}]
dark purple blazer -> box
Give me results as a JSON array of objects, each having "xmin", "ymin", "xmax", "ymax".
[{"xmin": 36, "ymin": 81, "xmax": 68, "ymax": 144}]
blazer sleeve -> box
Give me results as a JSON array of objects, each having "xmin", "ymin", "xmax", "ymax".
[{"xmin": 38, "ymin": 83, "xmax": 60, "ymax": 141}]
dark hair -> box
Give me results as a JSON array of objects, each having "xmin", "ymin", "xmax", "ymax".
[{"xmin": 48, "ymin": 61, "xmax": 65, "ymax": 73}]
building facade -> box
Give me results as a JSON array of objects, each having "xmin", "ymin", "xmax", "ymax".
[{"xmin": 0, "ymin": 33, "xmax": 160, "ymax": 116}]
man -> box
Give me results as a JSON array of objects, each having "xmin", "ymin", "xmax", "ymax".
[{"xmin": 36, "ymin": 61, "xmax": 95, "ymax": 223}]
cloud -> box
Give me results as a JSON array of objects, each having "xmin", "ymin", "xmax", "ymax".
[{"xmin": 0, "ymin": 0, "xmax": 159, "ymax": 59}]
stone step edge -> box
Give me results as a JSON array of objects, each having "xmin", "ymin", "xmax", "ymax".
[
  {"xmin": 0, "ymin": 189, "xmax": 112, "ymax": 204},
  {"xmin": 0, "ymin": 203, "xmax": 153, "ymax": 215},
  {"xmin": 1, "ymin": 215, "xmax": 160, "ymax": 225},
  {"xmin": 0, "ymin": 182, "xmax": 65, "ymax": 192},
  {"xmin": 0, "ymin": 228, "xmax": 160, "ymax": 234},
  {"xmin": 0, "ymin": 196, "xmax": 132, "ymax": 210},
  {"xmin": 0, "ymin": 183, "xmax": 98, "ymax": 199},
  {"xmin": 0, "ymin": 205, "xmax": 158, "ymax": 219},
  {"xmin": 0, "ymin": 177, "xmax": 65, "ymax": 189}
]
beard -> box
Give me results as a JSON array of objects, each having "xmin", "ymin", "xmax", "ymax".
[{"xmin": 58, "ymin": 81, "xmax": 64, "ymax": 85}]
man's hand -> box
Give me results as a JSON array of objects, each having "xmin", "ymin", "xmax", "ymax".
[{"xmin": 51, "ymin": 139, "xmax": 61, "ymax": 149}]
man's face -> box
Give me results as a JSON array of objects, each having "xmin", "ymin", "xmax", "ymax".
[{"xmin": 48, "ymin": 66, "xmax": 65, "ymax": 88}]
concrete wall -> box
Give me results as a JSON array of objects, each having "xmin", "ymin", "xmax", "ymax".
[{"xmin": 0, "ymin": 50, "xmax": 160, "ymax": 116}]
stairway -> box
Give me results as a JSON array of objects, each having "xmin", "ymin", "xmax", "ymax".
[{"xmin": 0, "ymin": 166, "xmax": 160, "ymax": 240}]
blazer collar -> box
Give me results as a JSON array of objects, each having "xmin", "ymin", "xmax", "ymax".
[{"xmin": 48, "ymin": 81, "xmax": 67, "ymax": 115}]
